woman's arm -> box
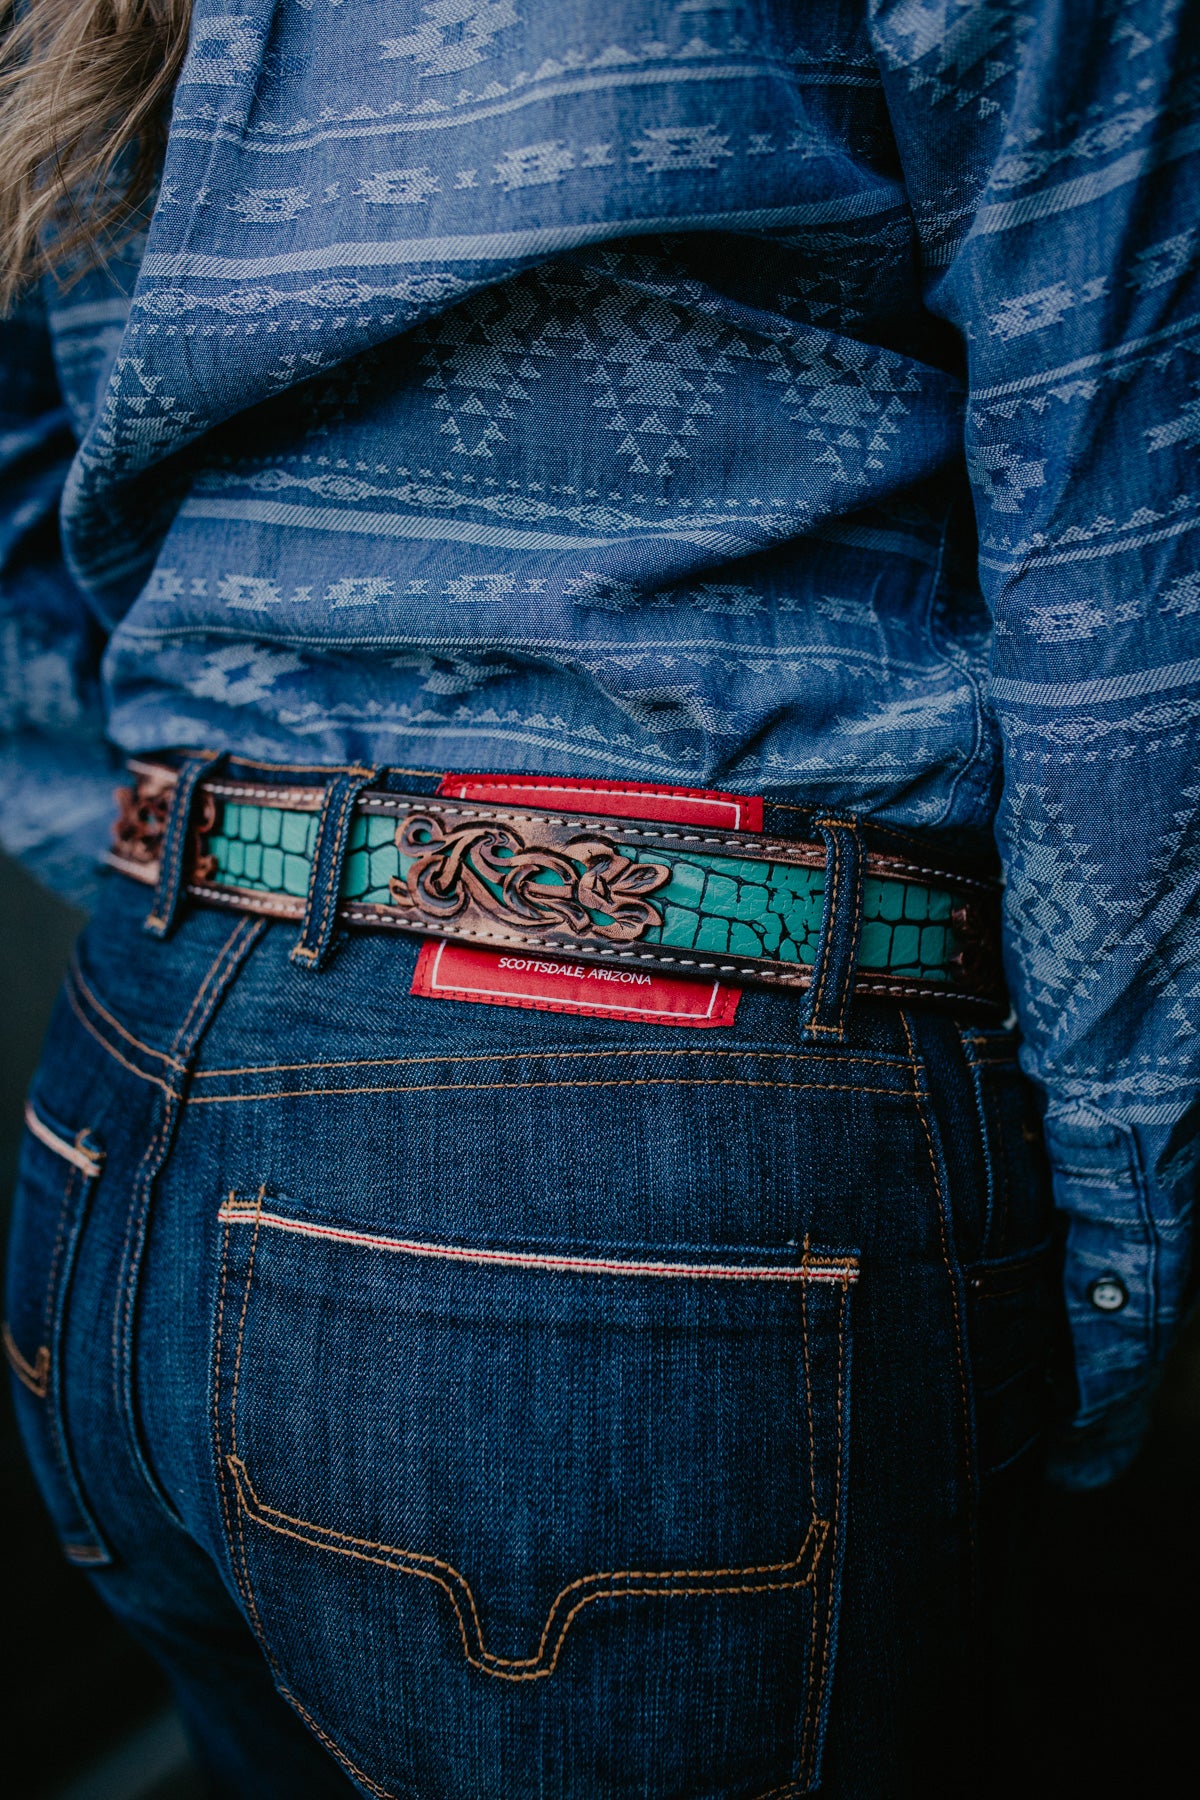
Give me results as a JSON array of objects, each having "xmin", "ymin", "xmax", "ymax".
[{"xmin": 871, "ymin": 0, "xmax": 1200, "ymax": 1484}]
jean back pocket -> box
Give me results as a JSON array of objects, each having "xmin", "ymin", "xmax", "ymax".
[
  {"xmin": 213, "ymin": 1191, "xmax": 857, "ymax": 1800},
  {"xmin": 4, "ymin": 1098, "xmax": 110, "ymax": 1565}
]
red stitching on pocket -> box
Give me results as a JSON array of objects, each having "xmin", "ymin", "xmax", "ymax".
[{"xmin": 215, "ymin": 1202, "xmax": 860, "ymax": 1284}]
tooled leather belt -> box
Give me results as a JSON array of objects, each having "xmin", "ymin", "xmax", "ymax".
[{"xmin": 109, "ymin": 759, "xmax": 1006, "ymax": 1014}]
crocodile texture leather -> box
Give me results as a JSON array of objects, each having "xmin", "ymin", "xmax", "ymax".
[
  {"xmin": 106, "ymin": 765, "xmax": 1007, "ymax": 1009},
  {"xmin": 207, "ymin": 803, "xmax": 320, "ymax": 901},
  {"xmin": 203, "ymin": 800, "xmax": 961, "ymax": 986}
]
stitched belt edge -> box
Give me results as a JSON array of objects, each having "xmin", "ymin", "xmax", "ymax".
[{"xmin": 109, "ymin": 761, "xmax": 1007, "ymax": 1014}]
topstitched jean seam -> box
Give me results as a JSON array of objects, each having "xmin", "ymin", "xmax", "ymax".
[
  {"xmin": 68, "ymin": 961, "xmax": 187, "ymax": 1070},
  {"xmin": 217, "ymin": 1194, "xmax": 421, "ymax": 1800},
  {"xmin": 798, "ymin": 1250, "xmax": 820, "ymax": 1792},
  {"xmin": 185, "ymin": 1076, "xmax": 916, "ymax": 1107},
  {"xmin": 115, "ymin": 923, "xmax": 262, "ymax": 1408},
  {"xmin": 799, "ymin": 1247, "xmax": 818, "ymax": 1525},
  {"xmin": 110, "ymin": 920, "xmax": 266, "ymax": 1538},
  {"xmin": 189, "ymin": 1047, "xmax": 915, "ymax": 1080},
  {"xmin": 796, "ymin": 1279, "xmax": 850, "ymax": 1790},
  {"xmin": 41, "ymin": 1161, "xmax": 102, "ymax": 1550},
  {"xmin": 18, "ymin": 1138, "xmax": 111, "ymax": 1560},
  {"xmin": 212, "ymin": 1206, "xmax": 245, "ymax": 1614},
  {"xmin": 899, "ymin": 1011, "xmax": 978, "ymax": 1577},
  {"xmin": 228, "ymin": 1186, "xmax": 272, "ymax": 1654},
  {"xmin": 110, "ymin": 1090, "xmax": 176, "ymax": 1443},
  {"xmin": 281, "ymin": 1691, "xmax": 404, "ymax": 1800},
  {"xmin": 63, "ymin": 979, "xmax": 177, "ymax": 1097},
  {"xmin": 172, "ymin": 919, "xmax": 262, "ymax": 1057},
  {"xmin": 39, "ymin": 1162, "xmax": 81, "ymax": 1347}
]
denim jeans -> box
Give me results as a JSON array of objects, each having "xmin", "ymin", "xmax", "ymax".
[{"xmin": 6, "ymin": 857, "xmax": 1056, "ymax": 1797}]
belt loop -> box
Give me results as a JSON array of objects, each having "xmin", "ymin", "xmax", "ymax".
[
  {"xmin": 290, "ymin": 765, "xmax": 380, "ymax": 972},
  {"xmin": 143, "ymin": 751, "xmax": 225, "ymax": 940},
  {"xmin": 800, "ymin": 817, "xmax": 865, "ymax": 1042}
]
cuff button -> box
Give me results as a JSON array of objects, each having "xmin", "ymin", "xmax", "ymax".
[{"xmin": 1088, "ymin": 1275, "xmax": 1129, "ymax": 1313}]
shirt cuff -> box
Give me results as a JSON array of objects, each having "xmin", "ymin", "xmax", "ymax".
[
  {"xmin": 1044, "ymin": 1384, "xmax": 1156, "ymax": 1491},
  {"xmin": 1044, "ymin": 1110, "xmax": 1190, "ymax": 1484}
]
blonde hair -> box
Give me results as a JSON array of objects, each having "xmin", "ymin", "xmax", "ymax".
[{"xmin": 0, "ymin": 0, "xmax": 192, "ymax": 312}]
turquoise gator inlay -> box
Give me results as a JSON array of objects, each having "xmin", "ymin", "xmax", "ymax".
[
  {"xmin": 205, "ymin": 801, "xmax": 321, "ymax": 899},
  {"xmin": 630, "ymin": 848, "xmax": 825, "ymax": 965},
  {"xmin": 203, "ymin": 804, "xmax": 959, "ymax": 982}
]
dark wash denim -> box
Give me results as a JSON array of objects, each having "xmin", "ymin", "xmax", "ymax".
[
  {"xmin": 7, "ymin": 859, "xmax": 1056, "ymax": 1798},
  {"xmin": 3, "ymin": 2, "xmax": 1199, "ymax": 1488}
]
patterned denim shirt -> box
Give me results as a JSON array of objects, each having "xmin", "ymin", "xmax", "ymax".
[{"xmin": 1, "ymin": 0, "xmax": 1198, "ymax": 1485}]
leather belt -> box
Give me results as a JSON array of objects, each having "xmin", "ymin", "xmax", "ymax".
[{"xmin": 109, "ymin": 759, "xmax": 1006, "ymax": 1014}]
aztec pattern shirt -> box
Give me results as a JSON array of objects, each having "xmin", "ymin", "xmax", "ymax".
[{"xmin": 1, "ymin": 0, "xmax": 1198, "ymax": 1484}]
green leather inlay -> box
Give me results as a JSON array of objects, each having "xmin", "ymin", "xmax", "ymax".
[
  {"xmin": 204, "ymin": 804, "xmax": 957, "ymax": 980},
  {"xmin": 341, "ymin": 811, "xmax": 418, "ymax": 906},
  {"xmin": 206, "ymin": 802, "xmax": 320, "ymax": 899},
  {"xmin": 630, "ymin": 849, "xmax": 826, "ymax": 965}
]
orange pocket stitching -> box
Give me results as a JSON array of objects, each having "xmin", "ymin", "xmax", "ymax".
[
  {"xmin": 227, "ymin": 1456, "xmax": 825, "ymax": 1683},
  {"xmin": 217, "ymin": 1190, "xmax": 847, "ymax": 1797}
]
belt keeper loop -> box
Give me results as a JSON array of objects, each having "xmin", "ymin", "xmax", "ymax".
[
  {"xmin": 143, "ymin": 751, "xmax": 225, "ymax": 940},
  {"xmin": 290, "ymin": 766, "xmax": 380, "ymax": 973},
  {"xmin": 800, "ymin": 817, "xmax": 865, "ymax": 1042}
]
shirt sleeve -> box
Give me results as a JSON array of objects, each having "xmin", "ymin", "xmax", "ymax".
[
  {"xmin": 869, "ymin": 0, "xmax": 1200, "ymax": 1484},
  {"xmin": 0, "ymin": 297, "xmax": 117, "ymax": 907}
]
